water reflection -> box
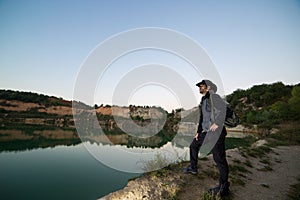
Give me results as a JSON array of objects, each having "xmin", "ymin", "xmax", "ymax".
[
  {"xmin": 0, "ymin": 128, "xmax": 81, "ymax": 152},
  {"xmin": 0, "ymin": 126, "xmax": 189, "ymax": 152},
  {"xmin": 0, "ymin": 126, "xmax": 248, "ymax": 153}
]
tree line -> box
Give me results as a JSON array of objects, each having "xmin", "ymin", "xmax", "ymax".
[
  {"xmin": 0, "ymin": 89, "xmax": 72, "ymax": 107},
  {"xmin": 226, "ymin": 82, "xmax": 300, "ymax": 128},
  {"xmin": 1, "ymin": 81, "xmax": 299, "ymax": 129}
]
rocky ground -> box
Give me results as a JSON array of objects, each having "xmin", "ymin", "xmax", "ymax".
[
  {"xmin": 233, "ymin": 145, "xmax": 300, "ymax": 200},
  {"xmin": 100, "ymin": 140, "xmax": 300, "ymax": 200}
]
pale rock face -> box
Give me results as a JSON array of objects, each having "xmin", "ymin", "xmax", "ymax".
[
  {"xmin": 176, "ymin": 122, "xmax": 198, "ymax": 136},
  {"xmin": 251, "ymin": 139, "xmax": 268, "ymax": 148},
  {"xmin": 98, "ymin": 106, "xmax": 166, "ymax": 120}
]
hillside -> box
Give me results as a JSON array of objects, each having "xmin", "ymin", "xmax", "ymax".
[
  {"xmin": 226, "ymin": 82, "xmax": 300, "ymax": 128},
  {"xmin": 0, "ymin": 90, "xmax": 172, "ymax": 132},
  {"xmin": 0, "ymin": 90, "xmax": 73, "ymax": 108},
  {"xmin": 0, "ymin": 90, "xmax": 85, "ymax": 128},
  {"xmin": 1, "ymin": 81, "xmax": 299, "ymax": 130}
]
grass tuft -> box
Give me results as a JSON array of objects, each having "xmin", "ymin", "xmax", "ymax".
[{"xmin": 229, "ymin": 163, "xmax": 250, "ymax": 174}]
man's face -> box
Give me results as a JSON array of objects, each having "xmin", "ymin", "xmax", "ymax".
[{"xmin": 199, "ymin": 84, "xmax": 208, "ymax": 94}]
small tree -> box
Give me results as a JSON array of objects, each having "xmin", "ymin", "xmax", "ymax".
[{"xmin": 288, "ymin": 86, "xmax": 300, "ymax": 120}]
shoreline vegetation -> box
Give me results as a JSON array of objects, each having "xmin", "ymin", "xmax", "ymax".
[{"xmin": 1, "ymin": 81, "xmax": 300, "ymax": 199}]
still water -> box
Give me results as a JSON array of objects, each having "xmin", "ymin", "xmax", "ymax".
[
  {"xmin": 0, "ymin": 142, "xmax": 138, "ymax": 200},
  {"xmin": 0, "ymin": 128, "xmax": 248, "ymax": 200}
]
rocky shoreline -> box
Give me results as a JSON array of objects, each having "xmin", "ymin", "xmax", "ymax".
[{"xmin": 99, "ymin": 141, "xmax": 300, "ymax": 200}]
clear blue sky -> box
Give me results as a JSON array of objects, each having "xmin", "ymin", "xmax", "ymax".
[{"xmin": 1, "ymin": 0, "xmax": 299, "ymax": 111}]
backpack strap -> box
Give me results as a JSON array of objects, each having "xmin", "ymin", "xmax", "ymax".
[{"xmin": 209, "ymin": 95, "xmax": 216, "ymax": 123}]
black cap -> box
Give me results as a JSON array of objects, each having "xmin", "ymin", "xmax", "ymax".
[{"xmin": 196, "ymin": 79, "xmax": 217, "ymax": 92}]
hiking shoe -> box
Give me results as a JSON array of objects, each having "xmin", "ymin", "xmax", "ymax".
[
  {"xmin": 208, "ymin": 182, "xmax": 230, "ymax": 197},
  {"xmin": 208, "ymin": 185, "xmax": 220, "ymax": 195},
  {"xmin": 219, "ymin": 182, "xmax": 230, "ymax": 197},
  {"xmin": 182, "ymin": 165, "xmax": 198, "ymax": 175}
]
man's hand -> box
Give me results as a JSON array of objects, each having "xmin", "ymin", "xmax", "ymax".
[
  {"xmin": 210, "ymin": 123, "xmax": 219, "ymax": 131},
  {"xmin": 194, "ymin": 133, "xmax": 199, "ymax": 141}
]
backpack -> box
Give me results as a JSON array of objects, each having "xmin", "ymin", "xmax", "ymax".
[
  {"xmin": 209, "ymin": 95, "xmax": 240, "ymax": 128},
  {"xmin": 224, "ymin": 104, "xmax": 240, "ymax": 128}
]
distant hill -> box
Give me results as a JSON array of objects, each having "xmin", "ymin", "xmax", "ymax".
[
  {"xmin": 0, "ymin": 89, "xmax": 171, "ymax": 130},
  {"xmin": 0, "ymin": 90, "xmax": 91, "ymax": 127},
  {"xmin": 0, "ymin": 90, "xmax": 73, "ymax": 107},
  {"xmin": 225, "ymin": 82, "xmax": 300, "ymax": 128},
  {"xmin": 1, "ymin": 81, "xmax": 299, "ymax": 129}
]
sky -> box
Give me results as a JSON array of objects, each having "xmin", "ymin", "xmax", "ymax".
[{"xmin": 1, "ymin": 0, "xmax": 300, "ymax": 111}]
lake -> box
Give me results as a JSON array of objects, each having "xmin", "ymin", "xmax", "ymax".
[
  {"xmin": 0, "ymin": 141, "xmax": 139, "ymax": 200},
  {"xmin": 0, "ymin": 128, "xmax": 249, "ymax": 200}
]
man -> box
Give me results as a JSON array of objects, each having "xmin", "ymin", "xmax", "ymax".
[{"xmin": 183, "ymin": 79, "xmax": 230, "ymax": 197}]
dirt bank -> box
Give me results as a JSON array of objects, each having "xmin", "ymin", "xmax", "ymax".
[
  {"xmin": 232, "ymin": 145, "xmax": 300, "ymax": 200},
  {"xmin": 100, "ymin": 143, "xmax": 300, "ymax": 200}
]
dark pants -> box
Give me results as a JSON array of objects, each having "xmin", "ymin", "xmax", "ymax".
[{"xmin": 190, "ymin": 127, "xmax": 229, "ymax": 185}]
